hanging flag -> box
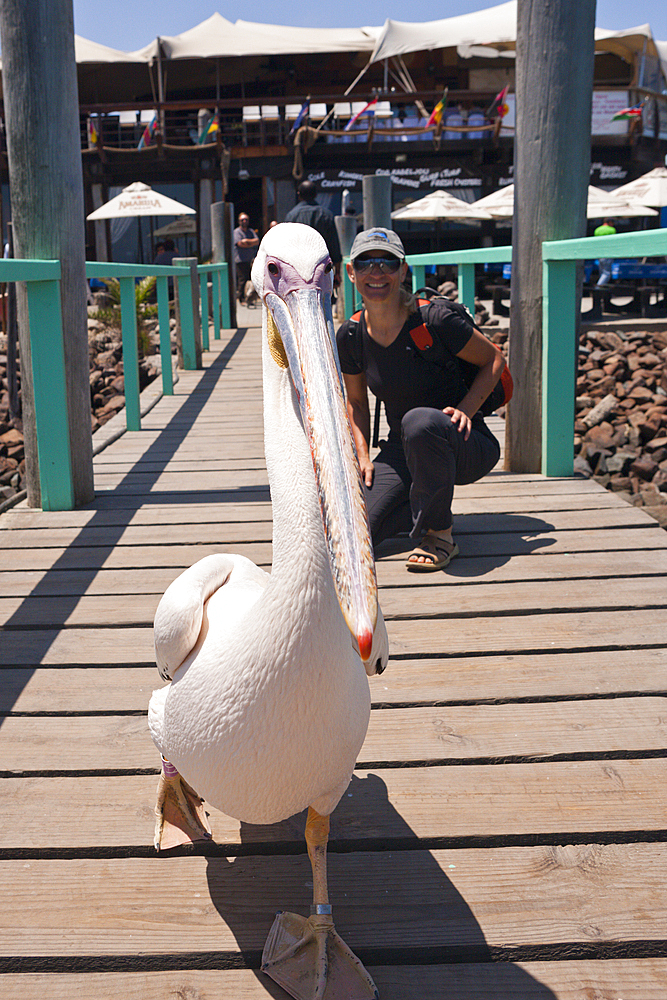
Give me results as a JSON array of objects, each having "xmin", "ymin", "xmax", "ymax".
[
  {"xmin": 289, "ymin": 101, "xmax": 310, "ymax": 135},
  {"xmin": 138, "ymin": 115, "xmax": 157, "ymax": 149},
  {"xmin": 344, "ymin": 97, "xmax": 378, "ymax": 132},
  {"xmin": 611, "ymin": 100, "xmax": 646, "ymax": 122},
  {"xmin": 198, "ymin": 112, "xmax": 220, "ymax": 144},
  {"xmin": 88, "ymin": 117, "xmax": 99, "ymax": 146},
  {"xmin": 426, "ymin": 100, "xmax": 445, "ymax": 128},
  {"xmin": 486, "ymin": 84, "xmax": 509, "ymax": 119}
]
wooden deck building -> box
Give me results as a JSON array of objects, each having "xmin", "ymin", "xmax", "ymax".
[{"xmin": 1, "ymin": 316, "xmax": 667, "ymax": 997}]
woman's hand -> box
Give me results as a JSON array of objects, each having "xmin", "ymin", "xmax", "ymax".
[
  {"xmin": 359, "ymin": 455, "xmax": 375, "ymax": 488},
  {"xmin": 443, "ymin": 406, "xmax": 472, "ymax": 441}
]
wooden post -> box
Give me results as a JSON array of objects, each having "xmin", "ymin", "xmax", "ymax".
[
  {"xmin": 0, "ymin": 0, "xmax": 94, "ymax": 506},
  {"xmin": 211, "ymin": 201, "xmax": 236, "ymax": 328},
  {"xmin": 505, "ymin": 0, "xmax": 596, "ymax": 472},
  {"xmin": 362, "ymin": 175, "xmax": 392, "ymax": 230}
]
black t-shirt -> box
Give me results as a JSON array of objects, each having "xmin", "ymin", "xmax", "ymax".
[{"xmin": 336, "ymin": 301, "xmax": 474, "ymax": 437}]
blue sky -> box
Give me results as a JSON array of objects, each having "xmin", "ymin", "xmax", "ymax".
[{"xmin": 72, "ymin": 0, "xmax": 667, "ymax": 51}]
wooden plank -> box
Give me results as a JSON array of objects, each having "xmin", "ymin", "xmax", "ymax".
[
  {"xmin": 3, "ymin": 575, "xmax": 667, "ymax": 628},
  {"xmin": 0, "ymin": 506, "xmax": 659, "ymax": 549},
  {"xmin": 4, "ymin": 647, "xmax": 666, "ymax": 713},
  {"xmin": 4, "ymin": 528, "xmax": 667, "ymax": 573},
  {"xmin": 1, "ymin": 759, "xmax": 665, "ymax": 849},
  {"xmin": 1, "ymin": 843, "xmax": 665, "ymax": 955},
  {"xmin": 2, "ymin": 960, "xmax": 667, "ymax": 1000},
  {"xmin": 3, "ymin": 549, "xmax": 667, "ymax": 599},
  {"xmin": 2, "ymin": 699, "xmax": 665, "ymax": 771},
  {"xmin": 4, "ymin": 608, "xmax": 665, "ymax": 664},
  {"xmin": 0, "ymin": 490, "xmax": 635, "ymax": 533}
]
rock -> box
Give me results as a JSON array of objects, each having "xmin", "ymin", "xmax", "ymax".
[
  {"xmin": 573, "ymin": 455, "xmax": 593, "ymax": 477},
  {"xmin": 642, "ymin": 506, "xmax": 667, "ymax": 528},
  {"xmin": 629, "ymin": 457, "xmax": 659, "ymax": 481}
]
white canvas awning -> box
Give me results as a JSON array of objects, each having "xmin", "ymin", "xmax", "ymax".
[
  {"xmin": 368, "ymin": 3, "xmax": 660, "ymax": 70},
  {"xmin": 369, "ymin": 2, "xmax": 518, "ymax": 64},
  {"xmin": 135, "ymin": 13, "xmax": 379, "ymax": 61}
]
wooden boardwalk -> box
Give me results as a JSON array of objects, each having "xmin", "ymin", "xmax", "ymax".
[{"xmin": 2, "ymin": 320, "xmax": 667, "ymax": 998}]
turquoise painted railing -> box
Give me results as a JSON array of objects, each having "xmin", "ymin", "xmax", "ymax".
[
  {"xmin": 86, "ymin": 260, "xmax": 230, "ymax": 430},
  {"xmin": 345, "ymin": 230, "xmax": 667, "ymax": 478},
  {"xmin": 541, "ymin": 227, "xmax": 667, "ymax": 476},
  {"xmin": 0, "ymin": 258, "xmax": 72, "ymax": 510},
  {"xmin": 1, "ymin": 257, "xmax": 230, "ymax": 510},
  {"xmin": 406, "ymin": 246, "xmax": 512, "ymax": 315}
]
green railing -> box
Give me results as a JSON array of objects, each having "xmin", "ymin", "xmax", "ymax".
[
  {"xmin": 541, "ymin": 227, "xmax": 667, "ymax": 476},
  {"xmin": 344, "ymin": 229, "xmax": 667, "ymax": 478},
  {"xmin": 2, "ymin": 257, "xmax": 229, "ymax": 510},
  {"xmin": 0, "ymin": 258, "xmax": 73, "ymax": 509}
]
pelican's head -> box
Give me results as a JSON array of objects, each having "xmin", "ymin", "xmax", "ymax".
[{"xmin": 252, "ymin": 223, "xmax": 380, "ymax": 666}]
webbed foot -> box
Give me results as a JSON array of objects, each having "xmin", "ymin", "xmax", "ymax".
[
  {"xmin": 262, "ymin": 909, "xmax": 378, "ymax": 1000},
  {"xmin": 154, "ymin": 758, "xmax": 212, "ymax": 851}
]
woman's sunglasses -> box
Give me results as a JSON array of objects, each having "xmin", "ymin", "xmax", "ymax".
[{"xmin": 352, "ymin": 257, "xmax": 402, "ymax": 274}]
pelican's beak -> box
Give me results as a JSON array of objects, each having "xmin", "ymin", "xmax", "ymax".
[{"xmin": 263, "ymin": 269, "xmax": 378, "ymax": 661}]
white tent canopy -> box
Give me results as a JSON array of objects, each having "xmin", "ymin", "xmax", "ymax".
[
  {"xmin": 392, "ymin": 189, "xmax": 493, "ymax": 221},
  {"xmin": 369, "ymin": 1, "xmax": 518, "ymax": 64},
  {"xmin": 134, "ymin": 13, "xmax": 379, "ymax": 62},
  {"xmin": 74, "ymin": 36, "xmax": 149, "ymax": 64},
  {"xmin": 368, "ymin": 3, "xmax": 661, "ymax": 70},
  {"xmin": 87, "ymin": 182, "xmax": 196, "ymax": 220}
]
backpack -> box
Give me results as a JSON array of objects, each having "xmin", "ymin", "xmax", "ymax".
[{"xmin": 345, "ymin": 296, "xmax": 513, "ymax": 446}]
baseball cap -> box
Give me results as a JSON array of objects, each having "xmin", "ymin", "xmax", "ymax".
[{"xmin": 349, "ymin": 228, "xmax": 406, "ymax": 262}]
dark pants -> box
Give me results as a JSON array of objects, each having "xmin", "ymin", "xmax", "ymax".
[
  {"xmin": 364, "ymin": 407, "xmax": 500, "ymax": 546},
  {"xmin": 236, "ymin": 261, "xmax": 253, "ymax": 302}
]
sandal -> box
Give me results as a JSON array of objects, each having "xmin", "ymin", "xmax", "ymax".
[{"xmin": 406, "ymin": 534, "xmax": 459, "ymax": 572}]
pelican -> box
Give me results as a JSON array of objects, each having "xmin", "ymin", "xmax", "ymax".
[{"xmin": 148, "ymin": 223, "xmax": 389, "ymax": 1000}]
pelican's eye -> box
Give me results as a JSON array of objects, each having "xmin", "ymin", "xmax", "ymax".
[
  {"xmin": 268, "ymin": 262, "xmax": 279, "ymax": 276},
  {"xmin": 324, "ymin": 262, "xmax": 333, "ymax": 273}
]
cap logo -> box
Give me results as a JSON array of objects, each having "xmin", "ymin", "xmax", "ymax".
[{"xmin": 370, "ymin": 231, "xmax": 389, "ymax": 239}]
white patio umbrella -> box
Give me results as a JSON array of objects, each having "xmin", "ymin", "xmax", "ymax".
[
  {"xmin": 471, "ymin": 184, "xmax": 657, "ymax": 219},
  {"xmin": 153, "ymin": 216, "xmax": 198, "ymax": 238},
  {"xmin": 87, "ymin": 182, "xmax": 196, "ymax": 263},
  {"xmin": 87, "ymin": 181, "xmax": 196, "ymax": 220},
  {"xmin": 608, "ymin": 167, "xmax": 667, "ymax": 208},
  {"xmin": 391, "ymin": 189, "xmax": 493, "ymax": 221}
]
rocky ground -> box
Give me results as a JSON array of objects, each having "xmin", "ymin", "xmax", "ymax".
[{"xmin": 1, "ymin": 302, "xmax": 666, "ymax": 528}]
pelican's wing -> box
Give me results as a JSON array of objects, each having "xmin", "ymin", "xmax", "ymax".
[{"xmin": 154, "ymin": 553, "xmax": 269, "ymax": 681}]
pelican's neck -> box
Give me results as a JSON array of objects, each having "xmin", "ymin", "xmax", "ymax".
[{"xmin": 261, "ymin": 334, "xmax": 333, "ymax": 594}]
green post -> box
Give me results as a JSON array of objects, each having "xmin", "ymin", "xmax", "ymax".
[
  {"xmin": 220, "ymin": 264, "xmax": 231, "ymax": 329},
  {"xmin": 176, "ymin": 271, "xmax": 198, "ymax": 369},
  {"xmin": 542, "ymin": 258, "xmax": 578, "ymax": 476},
  {"xmin": 212, "ymin": 269, "xmax": 221, "ymax": 340},
  {"xmin": 199, "ymin": 271, "xmax": 210, "ymax": 351},
  {"xmin": 156, "ymin": 275, "xmax": 173, "ymax": 395},
  {"xmin": 411, "ymin": 264, "xmax": 425, "ymax": 294},
  {"xmin": 119, "ymin": 276, "xmax": 141, "ymax": 431},
  {"xmin": 25, "ymin": 278, "xmax": 75, "ymax": 510},
  {"xmin": 341, "ymin": 258, "xmax": 356, "ymax": 319},
  {"xmin": 458, "ymin": 263, "xmax": 476, "ymax": 315}
]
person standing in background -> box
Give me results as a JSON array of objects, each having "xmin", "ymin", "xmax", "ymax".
[
  {"xmin": 285, "ymin": 180, "xmax": 342, "ymax": 287},
  {"xmin": 233, "ymin": 213, "xmax": 260, "ymax": 303},
  {"xmin": 594, "ymin": 218, "xmax": 617, "ymax": 287}
]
